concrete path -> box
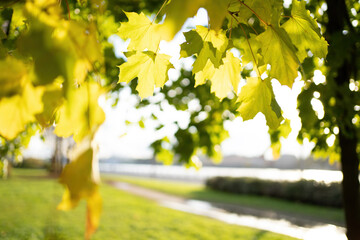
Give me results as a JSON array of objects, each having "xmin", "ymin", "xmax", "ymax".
[{"xmin": 108, "ymin": 181, "xmax": 346, "ymax": 240}]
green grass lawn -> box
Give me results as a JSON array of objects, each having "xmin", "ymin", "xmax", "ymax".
[
  {"xmin": 103, "ymin": 174, "xmax": 344, "ymax": 225},
  {"xmin": 0, "ymin": 169, "xmax": 297, "ymax": 240}
]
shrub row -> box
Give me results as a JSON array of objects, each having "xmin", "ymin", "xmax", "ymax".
[
  {"xmin": 206, "ymin": 176, "xmax": 342, "ymax": 208},
  {"xmin": 14, "ymin": 158, "xmax": 50, "ymax": 169}
]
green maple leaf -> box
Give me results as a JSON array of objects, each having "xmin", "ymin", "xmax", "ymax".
[
  {"xmin": 118, "ymin": 12, "xmax": 161, "ymax": 52},
  {"xmin": 180, "ymin": 29, "xmax": 204, "ymax": 58},
  {"xmin": 257, "ymin": 26, "xmax": 299, "ymax": 87},
  {"xmin": 227, "ymin": 0, "xmax": 253, "ymax": 24},
  {"xmin": 235, "ymin": 33, "xmax": 262, "ymax": 66},
  {"xmin": 237, "ymin": 77, "xmax": 283, "ymax": 129},
  {"xmin": 229, "ymin": 0, "xmax": 282, "ymax": 26},
  {"xmin": 282, "ymin": 0, "xmax": 328, "ymax": 61},
  {"xmin": 118, "ymin": 51, "xmax": 174, "ymax": 99},
  {"xmin": 251, "ymin": 0, "xmax": 283, "ymax": 25}
]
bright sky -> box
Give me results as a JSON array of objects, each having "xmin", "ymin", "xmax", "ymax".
[{"xmin": 24, "ymin": 5, "xmax": 319, "ymax": 161}]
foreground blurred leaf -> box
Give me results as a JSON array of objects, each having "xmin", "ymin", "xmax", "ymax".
[
  {"xmin": 0, "ymin": 57, "xmax": 27, "ymax": 98},
  {"xmin": 54, "ymin": 82, "xmax": 105, "ymax": 142},
  {"xmin": 0, "ymin": 70, "xmax": 43, "ymax": 140},
  {"xmin": 57, "ymin": 138, "xmax": 101, "ymax": 239},
  {"xmin": 160, "ymin": 0, "xmax": 231, "ymax": 40}
]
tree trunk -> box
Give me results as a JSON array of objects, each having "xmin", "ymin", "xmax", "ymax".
[
  {"xmin": 51, "ymin": 136, "xmax": 63, "ymax": 175},
  {"xmin": 339, "ymin": 130, "xmax": 360, "ymax": 240},
  {"xmin": 326, "ymin": 0, "xmax": 360, "ymax": 239}
]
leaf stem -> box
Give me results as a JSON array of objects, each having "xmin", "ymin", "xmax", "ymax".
[
  {"xmin": 229, "ymin": 17, "xmax": 233, "ymax": 39},
  {"xmin": 229, "ymin": 12, "xmax": 261, "ymax": 77},
  {"xmin": 248, "ymin": 22, "xmax": 258, "ymax": 35},
  {"xmin": 65, "ymin": 0, "xmax": 71, "ymax": 20},
  {"xmin": 0, "ymin": 0, "xmax": 21, "ymax": 10},
  {"xmin": 238, "ymin": 0, "xmax": 268, "ymax": 26},
  {"xmin": 152, "ymin": 0, "xmax": 168, "ymax": 24}
]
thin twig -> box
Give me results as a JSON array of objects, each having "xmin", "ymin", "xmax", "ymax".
[
  {"xmin": 248, "ymin": 22, "xmax": 258, "ymax": 35},
  {"xmin": 152, "ymin": 0, "xmax": 168, "ymax": 24},
  {"xmin": 0, "ymin": 0, "xmax": 21, "ymax": 10},
  {"xmin": 229, "ymin": 17, "xmax": 233, "ymax": 39},
  {"xmin": 238, "ymin": 0, "xmax": 268, "ymax": 26},
  {"xmin": 65, "ymin": 0, "xmax": 71, "ymax": 20}
]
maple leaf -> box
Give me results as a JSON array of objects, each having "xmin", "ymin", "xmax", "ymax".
[
  {"xmin": 192, "ymin": 42, "xmax": 218, "ymax": 73},
  {"xmin": 54, "ymin": 82, "xmax": 105, "ymax": 142},
  {"xmin": 234, "ymin": 33, "xmax": 262, "ymax": 66},
  {"xmin": 181, "ymin": 26, "xmax": 229, "ymax": 76},
  {"xmin": 118, "ymin": 51, "xmax": 173, "ymax": 99},
  {"xmin": 0, "ymin": 57, "xmax": 27, "ymax": 98},
  {"xmin": 204, "ymin": 0, "xmax": 231, "ymax": 30},
  {"xmin": 181, "ymin": 26, "xmax": 228, "ymax": 59},
  {"xmin": 237, "ymin": 77, "xmax": 283, "ymax": 129},
  {"xmin": 180, "ymin": 30, "xmax": 204, "ymax": 58},
  {"xmin": 196, "ymin": 25, "xmax": 229, "ymax": 57},
  {"xmin": 160, "ymin": 0, "xmax": 231, "ymax": 40},
  {"xmin": 160, "ymin": 0, "xmax": 203, "ymax": 40},
  {"xmin": 57, "ymin": 137, "xmax": 101, "ymax": 240},
  {"xmin": 282, "ymin": 0, "xmax": 328, "ymax": 61},
  {"xmin": 0, "ymin": 76, "xmax": 43, "ymax": 140},
  {"xmin": 181, "ymin": 26, "xmax": 239, "ymax": 99},
  {"xmin": 195, "ymin": 51, "xmax": 241, "ymax": 100},
  {"xmin": 36, "ymin": 83, "xmax": 63, "ymax": 127},
  {"xmin": 118, "ymin": 12, "xmax": 161, "ymax": 52},
  {"xmin": 210, "ymin": 51, "xmax": 241, "ymax": 98},
  {"xmin": 269, "ymin": 119, "xmax": 291, "ymax": 159},
  {"xmin": 229, "ymin": 0, "xmax": 283, "ymax": 26},
  {"xmin": 257, "ymin": 26, "xmax": 299, "ymax": 87}
]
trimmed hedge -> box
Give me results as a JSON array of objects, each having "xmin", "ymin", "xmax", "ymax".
[
  {"xmin": 206, "ymin": 176, "xmax": 342, "ymax": 208},
  {"xmin": 14, "ymin": 158, "xmax": 49, "ymax": 169}
]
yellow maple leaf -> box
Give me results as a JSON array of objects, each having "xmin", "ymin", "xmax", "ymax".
[
  {"xmin": 0, "ymin": 73, "xmax": 43, "ymax": 140},
  {"xmin": 118, "ymin": 12, "xmax": 161, "ymax": 52},
  {"xmin": 0, "ymin": 57, "xmax": 27, "ymax": 98},
  {"xmin": 195, "ymin": 51, "xmax": 241, "ymax": 100},
  {"xmin": 54, "ymin": 82, "xmax": 105, "ymax": 142},
  {"xmin": 57, "ymin": 137, "xmax": 102, "ymax": 240},
  {"xmin": 118, "ymin": 51, "xmax": 173, "ymax": 99}
]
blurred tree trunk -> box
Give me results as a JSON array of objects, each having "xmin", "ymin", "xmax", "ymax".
[
  {"xmin": 326, "ymin": 0, "xmax": 360, "ymax": 239},
  {"xmin": 50, "ymin": 136, "xmax": 63, "ymax": 176}
]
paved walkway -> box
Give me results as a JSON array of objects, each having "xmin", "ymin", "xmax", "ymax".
[{"xmin": 108, "ymin": 181, "xmax": 346, "ymax": 240}]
